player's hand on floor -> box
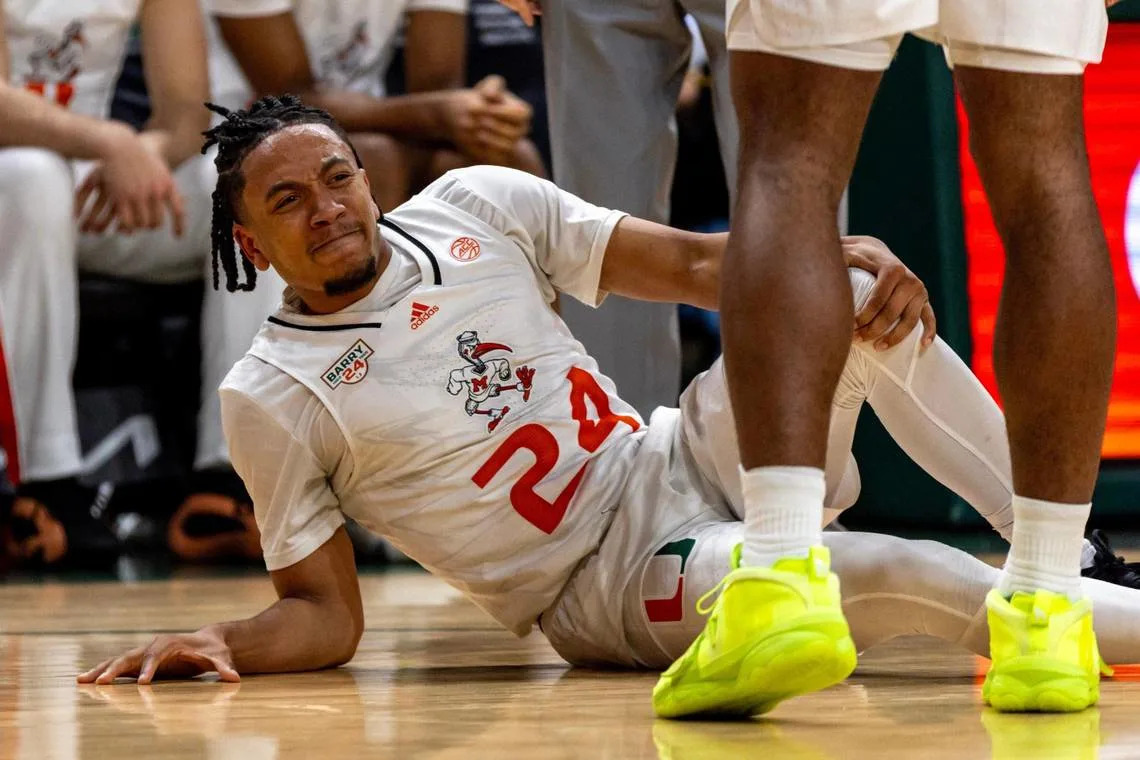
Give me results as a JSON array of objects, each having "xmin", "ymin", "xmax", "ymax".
[
  {"xmin": 496, "ymin": 0, "xmax": 541, "ymax": 27},
  {"xmin": 77, "ymin": 630, "xmax": 239, "ymax": 685},
  {"xmin": 76, "ymin": 125, "xmax": 185, "ymax": 237},
  {"xmin": 843, "ymin": 235, "xmax": 936, "ymax": 351}
]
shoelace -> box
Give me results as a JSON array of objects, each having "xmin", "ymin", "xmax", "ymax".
[{"xmin": 695, "ymin": 574, "xmax": 731, "ymax": 616}]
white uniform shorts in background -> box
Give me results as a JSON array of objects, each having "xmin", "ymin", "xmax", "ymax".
[{"xmin": 726, "ymin": 0, "xmax": 1108, "ymax": 73}]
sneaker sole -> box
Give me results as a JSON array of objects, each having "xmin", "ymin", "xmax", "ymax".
[
  {"xmin": 653, "ymin": 614, "xmax": 857, "ymax": 719},
  {"xmin": 983, "ymin": 655, "xmax": 1099, "ymax": 713}
]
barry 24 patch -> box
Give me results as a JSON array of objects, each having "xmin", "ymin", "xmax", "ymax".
[{"xmin": 323, "ymin": 339, "xmax": 374, "ymax": 389}]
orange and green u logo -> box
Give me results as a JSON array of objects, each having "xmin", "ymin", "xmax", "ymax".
[{"xmin": 644, "ymin": 538, "xmax": 695, "ymax": 623}]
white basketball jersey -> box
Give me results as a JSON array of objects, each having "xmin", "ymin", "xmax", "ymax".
[
  {"xmin": 4, "ymin": 0, "xmax": 141, "ymax": 118},
  {"xmin": 230, "ymin": 169, "xmax": 644, "ymax": 634}
]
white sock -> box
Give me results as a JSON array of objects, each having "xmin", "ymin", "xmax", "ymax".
[
  {"xmin": 740, "ymin": 465, "xmax": 825, "ymax": 567},
  {"xmin": 997, "ymin": 495, "xmax": 1090, "ymax": 600}
]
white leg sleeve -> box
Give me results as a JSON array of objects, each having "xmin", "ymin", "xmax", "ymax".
[
  {"xmin": 0, "ymin": 148, "xmax": 83, "ymax": 480},
  {"xmin": 682, "ymin": 269, "xmax": 1013, "ymax": 535},
  {"xmin": 838, "ymin": 269, "xmax": 1015, "ymax": 538},
  {"xmin": 827, "ymin": 531, "xmax": 1140, "ymax": 665}
]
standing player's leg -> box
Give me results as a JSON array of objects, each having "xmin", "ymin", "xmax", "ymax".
[
  {"xmin": 956, "ymin": 65, "xmax": 1115, "ymax": 712},
  {"xmin": 723, "ymin": 52, "xmax": 879, "ymax": 565},
  {"xmin": 654, "ymin": 51, "xmax": 884, "ymax": 718}
]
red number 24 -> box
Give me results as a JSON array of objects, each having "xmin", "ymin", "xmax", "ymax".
[{"xmin": 470, "ymin": 367, "xmax": 640, "ymax": 534}]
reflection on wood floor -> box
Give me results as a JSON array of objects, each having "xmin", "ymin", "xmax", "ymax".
[{"xmin": 2, "ymin": 567, "xmax": 1139, "ymax": 759}]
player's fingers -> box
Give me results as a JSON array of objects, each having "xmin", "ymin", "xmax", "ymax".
[
  {"xmin": 136, "ymin": 652, "xmax": 162, "ymax": 685},
  {"xmin": 208, "ymin": 656, "xmax": 241, "ymax": 683},
  {"xmin": 165, "ymin": 649, "xmax": 231, "ymax": 681},
  {"xmin": 77, "ymin": 658, "xmax": 115, "ymax": 683},
  {"xmin": 476, "ymin": 131, "xmax": 517, "ymax": 156},
  {"xmin": 877, "ymin": 295, "xmax": 925, "ymax": 350},
  {"xmin": 842, "ymin": 249, "xmax": 875, "ymax": 273},
  {"xmin": 94, "ymin": 652, "xmax": 143, "ymax": 684},
  {"xmin": 477, "ymin": 131, "xmax": 516, "ymax": 154},
  {"xmin": 478, "ymin": 120, "xmax": 527, "ymax": 147},
  {"xmin": 143, "ymin": 191, "xmax": 164, "ymax": 231},
  {"xmin": 485, "ymin": 102, "xmax": 531, "ymax": 129},
  {"xmin": 858, "ymin": 285, "xmax": 915, "ymax": 344},
  {"xmin": 127, "ymin": 194, "xmax": 151, "ymax": 232},
  {"xmin": 477, "ymin": 112, "xmax": 527, "ymax": 139},
  {"xmin": 853, "ymin": 267, "xmax": 901, "ymax": 330},
  {"xmin": 475, "ymin": 74, "xmax": 506, "ymax": 100},
  {"xmin": 920, "ymin": 302, "xmax": 937, "ymax": 348},
  {"xmin": 82, "ymin": 189, "xmax": 113, "ymax": 234},
  {"xmin": 133, "ymin": 187, "xmax": 159, "ymax": 231},
  {"xmin": 115, "ymin": 194, "xmax": 139, "ymax": 234},
  {"xmin": 166, "ymin": 186, "xmax": 186, "ymax": 238},
  {"xmin": 75, "ymin": 174, "xmax": 99, "ymax": 220}
]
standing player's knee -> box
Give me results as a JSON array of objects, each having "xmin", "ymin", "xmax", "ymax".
[
  {"xmin": 736, "ymin": 153, "xmax": 847, "ymax": 208},
  {"xmin": 0, "ymin": 148, "xmax": 73, "ymax": 219}
]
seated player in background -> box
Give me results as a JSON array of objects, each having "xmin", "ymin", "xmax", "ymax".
[
  {"xmin": 208, "ymin": 0, "xmax": 546, "ymax": 215},
  {"xmin": 79, "ymin": 100, "xmax": 1140, "ymax": 716},
  {"xmin": 0, "ymin": 0, "xmax": 280, "ymax": 569}
]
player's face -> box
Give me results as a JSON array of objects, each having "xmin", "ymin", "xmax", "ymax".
[{"xmin": 233, "ymin": 124, "xmax": 386, "ymax": 310}]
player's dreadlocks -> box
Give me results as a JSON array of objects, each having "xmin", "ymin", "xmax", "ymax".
[{"xmin": 201, "ymin": 94, "xmax": 364, "ymax": 292}]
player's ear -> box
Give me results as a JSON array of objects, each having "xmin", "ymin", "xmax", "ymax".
[{"xmin": 233, "ymin": 223, "xmax": 271, "ymax": 271}]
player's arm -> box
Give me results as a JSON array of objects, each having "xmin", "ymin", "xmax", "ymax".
[
  {"xmin": 599, "ymin": 219, "xmax": 935, "ymax": 348},
  {"xmin": 78, "ymin": 528, "xmax": 364, "ymax": 684},
  {"xmin": 0, "ymin": 14, "xmax": 138, "ymax": 157},
  {"xmin": 216, "ymin": 11, "xmax": 458, "ymax": 140},
  {"xmin": 137, "ymin": 0, "xmax": 210, "ymax": 169},
  {"xmin": 0, "ymin": 82, "xmax": 139, "ymax": 156},
  {"xmin": 598, "ymin": 217, "xmax": 724, "ymax": 312},
  {"xmin": 404, "ymin": 9, "xmax": 467, "ymax": 92}
]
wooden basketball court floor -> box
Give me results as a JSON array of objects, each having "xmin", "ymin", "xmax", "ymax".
[{"xmin": 3, "ymin": 557, "xmax": 1140, "ymax": 760}]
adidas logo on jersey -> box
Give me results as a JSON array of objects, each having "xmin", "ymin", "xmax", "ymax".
[{"xmin": 411, "ymin": 301, "xmax": 439, "ymax": 330}]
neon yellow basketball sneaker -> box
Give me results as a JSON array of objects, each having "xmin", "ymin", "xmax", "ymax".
[
  {"xmin": 983, "ymin": 588, "xmax": 1103, "ymax": 713},
  {"xmin": 652, "ymin": 544, "xmax": 857, "ymax": 719}
]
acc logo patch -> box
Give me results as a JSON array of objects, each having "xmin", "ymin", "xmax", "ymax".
[
  {"xmin": 450, "ymin": 236, "xmax": 481, "ymax": 262},
  {"xmin": 323, "ymin": 339, "xmax": 374, "ymax": 389}
]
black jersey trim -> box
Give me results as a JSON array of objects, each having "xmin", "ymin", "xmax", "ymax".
[
  {"xmin": 381, "ymin": 217, "xmax": 442, "ymax": 285},
  {"xmin": 267, "ymin": 315, "xmax": 383, "ymax": 332}
]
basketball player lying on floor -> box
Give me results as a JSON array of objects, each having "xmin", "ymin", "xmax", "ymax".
[{"xmin": 80, "ymin": 97, "xmax": 1140, "ymax": 693}]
